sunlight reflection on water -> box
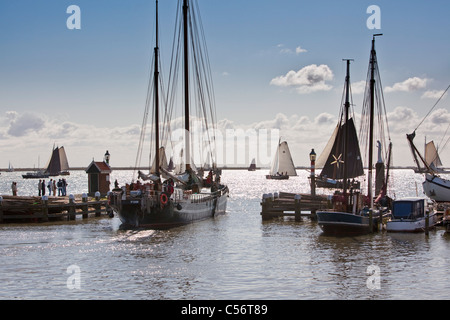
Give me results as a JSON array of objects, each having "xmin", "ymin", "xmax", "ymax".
[{"xmin": 1, "ymin": 169, "xmax": 450, "ymax": 299}]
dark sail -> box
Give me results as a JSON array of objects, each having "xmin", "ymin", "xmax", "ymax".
[
  {"xmin": 319, "ymin": 117, "xmax": 364, "ymax": 180},
  {"xmin": 45, "ymin": 146, "xmax": 70, "ymax": 176}
]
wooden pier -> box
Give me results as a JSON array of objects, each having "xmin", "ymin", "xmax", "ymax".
[
  {"xmin": 261, "ymin": 192, "xmax": 330, "ymax": 221},
  {"xmin": 0, "ymin": 193, "xmax": 113, "ymax": 223}
]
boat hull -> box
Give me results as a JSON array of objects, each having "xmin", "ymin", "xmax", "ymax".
[
  {"xmin": 266, "ymin": 175, "xmax": 289, "ymax": 180},
  {"xmin": 316, "ymin": 211, "xmax": 376, "ymax": 235},
  {"xmin": 423, "ymin": 174, "xmax": 450, "ymax": 202},
  {"xmin": 111, "ymin": 187, "xmax": 229, "ymax": 230},
  {"xmin": 386, "ymin": 213, "xmax": 438, "ymax": 233}
]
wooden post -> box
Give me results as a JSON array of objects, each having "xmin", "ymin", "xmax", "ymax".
[
  {"xmin": 295, "ymin": 194, "xmax": 301, "ymax": 222},
  {"xmin": 42, "ymin": 196, "xmax": 49, "ymax": 222},
  {"xmin": 369, "ymin": 208, "xmax": 373, "ymax": 233},
  {"xmin": 261, "ymin": 194, "xmax": 272, "ymax": 220},
  {"xmin": 68, "ymin": 194, "xmax": 76, "ymax": 221},
  {"xmin": 82, "ymin": 193, "xmax": 88, "ymax": 219},
  {"xmin": 0, "ymin": 196, "xmax": 3, "ymax": 223},
  {"xmin": 425, "ymin": 211, "xmax": 429, "ymax": 236}
]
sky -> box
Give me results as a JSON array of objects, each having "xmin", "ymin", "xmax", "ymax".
[{"xmin": 1, "ymin": 0, "xmax": 449, "ymax": 169}]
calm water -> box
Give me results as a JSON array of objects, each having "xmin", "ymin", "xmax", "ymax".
[{"xmin": 0, "ymin": 169, "xmax": 449, "ymax": 300}]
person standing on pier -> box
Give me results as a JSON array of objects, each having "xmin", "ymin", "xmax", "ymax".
[
  {"xmin": 47, "ymin": 179, "xmax": 52, "ymax": 195},
  {"xmin": 11, "ymin": 181, "xmax": 18, "ymax": 196},
  {"xmin": 38, "ymin": 179, "xmax": 42, "ymax": 196},
  {"xmin": 62, "ymin": 178, "xmax": 67, "ymax": 196},
  {"xmin": 41, "ymin": 179, "xmax": 46, "ymax": 196},
  {"xmin": 57, "ymin": 179, "xmax": 62, "ymax": 196},
  {"xmin": 52, "ymin": 179, "xmax": 56, "ymax": 196}
]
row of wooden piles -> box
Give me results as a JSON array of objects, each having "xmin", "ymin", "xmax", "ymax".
[
  {"xmin": 0, "ymin": 194, "xmax": 112, "ymax": 223},
  {"xmin": 261, "ymin": 192, "xmax": 330, "ymax": 221}
]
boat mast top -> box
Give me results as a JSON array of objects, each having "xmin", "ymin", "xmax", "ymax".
[
  {"xmin": 154, "ymin": 0, "xmax": 161, "ymax": 176},
  {"xmin": 368, "ymin": 34, "xmax": 382, "ymax": 208},
  {"xmin": 342, "ymin": 59, "xmax": 353, "ymax": 196},
  {"xmin": 183, "ymin": 0, "xmax": 191, "ymax": 172}
]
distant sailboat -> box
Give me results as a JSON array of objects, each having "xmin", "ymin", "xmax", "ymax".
[
  {"xmin": 45, "ymin": 146, "xmax": 70, "ymax": 176},
  {"xmin": 22, "ymin": 156, "xmax": 49, "ymax": 179},
  {"xmin": 7, "ymin": 161, "xmax": 14, "ymax": 172},
  {"xmin": 248, "ymin": 158, "xmax": 256, "ymax": 171},
  {"xmin": 266, "ymin": 141, "xmax": 297, "ymax": 180}
]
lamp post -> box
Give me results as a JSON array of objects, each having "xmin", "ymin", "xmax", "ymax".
[
  {"xmin": 104, "ymin": 150, "xmax": 110, "ymax": 165},
  {"xmin": 310, "ymin": 149, "xmax": 316, "ymax": 196}
]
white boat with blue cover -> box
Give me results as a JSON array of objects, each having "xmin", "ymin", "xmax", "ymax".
[{"xmin": 386, "ymin": 197, "xmax": 438, "ymax": 233}]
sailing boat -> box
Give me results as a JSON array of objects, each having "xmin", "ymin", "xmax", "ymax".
[
  {"xmin": 266, "ymin": 141, "xmax": 297, "ymax": 180},
  {"xmin": 414, "ymin": 138, "xmax": 449, "ymax": 173},
  {"xmin": 316, "ymin": 35, "xmax": 392, "ymax": 235},
  {"xmin": 109, "ymin": 0, "xmax": 228, "ymax": 229},
  {"xmin": 248, "ymin": 158, "xmax": 256, "ymax": 171},
  {"xmin": 44, "ymin": 145, "xmax": 70, "ymax": 176},
  {"xmin": 407, "ymin": 85, "xmax": 450, "ymax": 202},
  {"xmin": 7, "ymin": 161, "xmax": 14, "ymax": 172}
]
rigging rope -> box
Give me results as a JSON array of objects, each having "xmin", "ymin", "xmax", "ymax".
[{"xmin": 414, "ymin": 84, "xmax": 450, "ymax": 132}]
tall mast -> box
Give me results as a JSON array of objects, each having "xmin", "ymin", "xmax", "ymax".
[
  {"xmin": 183, "ymin": 0, "xmax": 191, "ymax": 171},
  {"xmin": 368, "ymin": 34, "xmax": 382, "ymax": 208},
  {"xmin": 342, "ymin": 59, "xmax": 353, "ymax": 198},
  {"xmin": 154, "ymin": 0, "xmax": 160, "ymax": 176}
]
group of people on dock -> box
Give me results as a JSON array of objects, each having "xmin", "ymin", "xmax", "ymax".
[{"xmin": 38, "ymin": 178, "xmax": 68, "ymax": 197}]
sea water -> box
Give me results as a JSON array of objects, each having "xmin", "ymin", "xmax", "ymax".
[{"xmin": 0, "ymin": 169, "xmax": 449, "ymax": 300}]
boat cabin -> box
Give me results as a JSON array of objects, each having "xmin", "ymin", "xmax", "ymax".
[{"xmin": 392, "ymin": 198, "xmax": 426, "ymax": 220}]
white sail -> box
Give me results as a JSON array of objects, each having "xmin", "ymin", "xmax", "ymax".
[
  {"xmin": 269, "ymin": 141, "xmax": 297, "ymax": 176},
  {"xmin": 425, "ymin": 141, "xmax": 443, "ymax": 169}
]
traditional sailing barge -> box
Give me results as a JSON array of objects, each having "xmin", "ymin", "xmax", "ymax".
[
  {"xmin": 316, "ymin": 35, "xmax": 392, "ymax": 235},
  {"xmin": 109, "ymin": 0, "xmax": 228, "ymax": 229}
]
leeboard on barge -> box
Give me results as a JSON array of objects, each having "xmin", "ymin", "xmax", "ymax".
[{"xmin": 0, "ymin": 195, "xmax": 112, "ymax": 223}]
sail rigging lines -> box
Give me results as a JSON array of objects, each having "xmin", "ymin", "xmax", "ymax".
[
  {"xmin": 414, "ymin": 84, "xmax": 450, "ymax": 132},
  {"xmin": 165, "ymin": 0, "xmax": 220, "ymax": 169},
  {"xmin": 358, "ymin": 37, "xmax": 392, "ymax": 168}
]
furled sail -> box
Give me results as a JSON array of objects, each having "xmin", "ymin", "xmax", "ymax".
[{"xmin": 319, "ymin": 118, "xmax": 364, "ymax": 180}]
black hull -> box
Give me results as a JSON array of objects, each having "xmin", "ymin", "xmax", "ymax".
[
  {"xmin": 316, "ymin": 211, "xmax": 376, "ymax": 236},
  {"xmin": 111, "ymin": 187, "xmax": 229, "ymax": 230},
  {"xmin": 266, "ymin": 175, "xmax": 289, "ymax": 180}
]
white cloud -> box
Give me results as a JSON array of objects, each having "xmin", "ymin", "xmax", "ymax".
[
  {"xmin": 270, "ymin": 64, "xmax": 334, "ymax": 94},
  {"xmin": 295, "ymin": 46, "xmax": 308, "ymax": 54},
  {"xmin": 351, "ymin": 80, "xmax": 367, "ymax": 95},
  {"xmin": 276, "ymin": 44, "xmax": 308, "ymax": 55},
  {"xmin": 385, "ymin": 77, "xmax": 429, "ymax": 93},
  {"xmin": 421, "ymin": 89, "xmax": 448, "ymax": 99},
  {"xmin": 7, "ymin": 112, "xmax": 45, "ymax": 137}
]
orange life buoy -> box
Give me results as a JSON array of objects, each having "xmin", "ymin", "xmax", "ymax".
[{"xmin": 160, "ymin": 193, "xmax": 168, "ymax": 205}]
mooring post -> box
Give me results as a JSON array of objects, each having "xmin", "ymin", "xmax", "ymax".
[
  {"xmin": 425, "ymin": 210, "xmax": 430, "ymax": 236},
  {"xmin": 82, "ymin": 193, "xmax": 88, "ymax": 219},
  {"xmin": 42, "ymin": 195, "xmax": 49, "ymax": 222},
  {"xmin": 95, "ymin": 191, "xmax": 101, "ymax": 217},
  {"xmin": 294, "ymin": 194, "xmax": 302, "ymax": 221},
  {"xmin": 68, "ymin": 194, "xmax": 76, "ymax": 221},
  {"xmin": 0, "ymin": 196, "xmax": 4, "ymax": 223},
  {"xmin": 106, "ymin": 191, "xmax": 114, "ymax": 218},
  {"xmin": 369, "ymin": 208, "xmax": 373, "ymax": 233}
]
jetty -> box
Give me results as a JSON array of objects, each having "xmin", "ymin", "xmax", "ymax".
[
  {"xmin": 0, "ymin": 193, "xmax": 113, "ymax": 223},
  {"xmin": 261, "ymin": 192, "xmax": 330, "ymax": 221}
]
